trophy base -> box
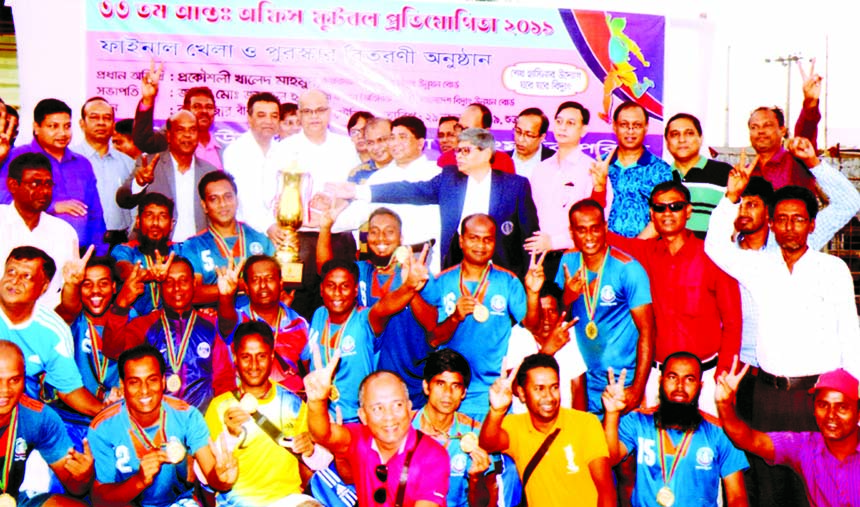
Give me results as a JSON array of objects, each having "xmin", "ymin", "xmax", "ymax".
[{"xmin": 281, "ymin": 262, "xmax": 303, "ymax": 285}]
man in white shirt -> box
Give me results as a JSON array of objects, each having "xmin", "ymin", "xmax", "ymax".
[
  {"xmin": 505, "ymin": 107, "xmax": 556, "ymax": 179},
  {"xmin": 267, "ymin": 89, "xmax": 360, "ymax": 319},
  {"xmin": 704, "ymin": 153, "xmax": 860, "ymax": 507},
  {"xmin": 222, "ymin": 92, "xmax": 282, "ymax": 234},
  {"xmin": 0, "ymin": 152, "xmax": 78, "ymax": 308},
  {"xmin": 116, "ymin": 110, "xmax": 217, "ymax": 242},
  {"xmin": 73, "ymin": 97, "xmax": 134, "ymax": 249},
  {"xmin": 333, "ymin": 116, "xmax": 442, "ymax": 272}
]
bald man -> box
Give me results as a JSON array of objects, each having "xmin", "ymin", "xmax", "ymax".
[
  {"xmin": 267, "ymin": 89, "xmax": 360, "ymax": 319},
  {"xmin": 117, "ymin": 109, "xmax": 218, "ymax": 241},
  {"xmin": 0, "ymin": 340, "xmax": 95, "ymax": 505}
]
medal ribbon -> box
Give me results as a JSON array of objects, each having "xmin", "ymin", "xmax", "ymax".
[
  {"xmin": 160, "ymin": 311, "xmax": 198, "ymax": 375},
  {"xmin": 321, "ymin": 308, "xmax": 356, "ymax": 368},
  {"xmin": 657, "ymin": 427, "xmax": 694, "ymax": 489},
  {"xmin": 581, "ymin": 247, "xmax": 610, "ymax": 323},
  {"xmin": 209, "ymin": 223, "xmax": 246, "ymax": 263},
  {"xmin": 85, "ymin": 317, "xmax": 109, "ymax": 387},
  {"xmin": 0, "ymin": 407, "xmax": 18, "ymax": 493},
  {"xmin": 250, "ymin": 306, "xmax": 284, "ymax": 348},
  {"xmin": 128, "ymin": 407, "xmax": 167, "ymax": 457},
  {"xmin": 143, "ymin": 255, "xmax": 160, "ymax": 309},
  {"xmin": 458, "ymin": 263, "xmax": 492, "ymax": 304},
  {"xmin": 371, "ymin": 268, "xmax": 397, "ymax": 300}
]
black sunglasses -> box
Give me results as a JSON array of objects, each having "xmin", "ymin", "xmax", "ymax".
[
  {"xmin": 650, "ymin": 201, "xmax": 688, "ymax": 212},
  {"xmin": 374, "ymin": 464, "xmax": 388, "ymax": 503}
]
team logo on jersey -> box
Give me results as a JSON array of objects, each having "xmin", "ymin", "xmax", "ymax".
[
  {"xmin": 696, "ymin": 447, "xmax": 714, "ymax": 470},
  {"xmin": 197, "ymin": 342, "xmax": 211, "ymax": 359},
  {"xmin": 451, "ymin": 453, "xmax": 468, "ymax": 474},
  {"xmin": 500, "ymin": 221, "xmax": 514, "ymax": 236},
  {"xmin": 341, "ymin": 335, "xmax": 356, "ymax": 354},
  {"xmin": 250, "ymin": 242, "xmax": 264, "ymax": 255},
  {"xmin": 600, "ymin": 285, "xmax": 616, "ymax": 304},
  {"xmin": 14, "ymin": 437, "xmax": 27, "ymax": 461},
  {"xmin": 491, "ymin": 294, "xmax": 506, "ymax": 312}
]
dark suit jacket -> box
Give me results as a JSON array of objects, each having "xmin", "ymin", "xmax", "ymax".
[
  {"xmin": 370, "ymin": 166, "xmax": 540, "ymax": 277},
  {"xmin": 116, "ymin": 151, "xmax": 218, "ymax": 232},
  {"xmin": 505, "ymin": 145, "xmax": 556, "ymax": 163},
  {"xmin": 132, "ymin": 103, "xmax": 224, "ymax": 163}
]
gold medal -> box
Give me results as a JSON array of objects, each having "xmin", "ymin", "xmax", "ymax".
[
  {"xmin": 656, "ymin": 486, "xmax": 675, "ymax": 507},
  {"xmin": 166, "ymin": 374, "xmax": 182, "ymax": 393},
  {"xmin": 585, "ymin": 321, "xmax": 598, "ymax": 340},
  {"xmin": 393, "ymin": 246, "xmax": 411, "ymax": 265},
  {"xmin": 330, "ymin": 383, "xmax": 340, "ymax": 402},
  {"xmin": 459, "ymin": 432, "xmax": 478, "ymax": 453},
  {"xmin": 239, "ymin": 393, "xmax": 258, "ymax": 414},
  {"xmin": 472, "ymin": 304, "xmax": 489, "ymax": 323},
  {"xmin": 164, "ymin": 440, "xmax": 186, "ymax": 464},
  {"xmin": 0, "ymin": 493, "xmax": 16, "ymax": 507}
]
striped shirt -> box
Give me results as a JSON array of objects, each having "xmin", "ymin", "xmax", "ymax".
[
  {"xmin": 769, "ymin": 431, "xmax": 860, "ymax": 506},
  {"xmin": 671, "ymin": 157, "xmax": 731, "ymax": 236}
]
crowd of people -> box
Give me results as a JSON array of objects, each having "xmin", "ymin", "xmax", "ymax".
[{"xmin": 0, "ymin": 55, "xmax": 857, "ymax": 507}]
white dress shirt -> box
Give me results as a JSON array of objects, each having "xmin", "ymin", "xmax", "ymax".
[
  {"xmin": 268, "ymin": 131, "xmax": 359, "ymax": 231},
  {"xmin": 0, "ymin": 204, "xmax": 79, "ymax": 309},
  {"xmin": 222, "ymin": 131, "xmax": 280, "ymax": 233},
  {"xmin": 73, "ymin": 142, "xmax": 134, "ymax": 232},
  {"xmin": 512, "ymin": 149, "xmax": 543, "ymax": 180},
  {"xmin": 335, "ymin": 155, "xmax": 442, "ymax": 272},
  {"xmin": 459, "ymin": 171, "xmax": 492, "ymax": 228},
  {"xmin": 705, "ymin": 197, "xmax": 860, "ymax": 378},
  {"xmin": 171, "ymin": 155, "xmax": 198, "ymax": 242}
]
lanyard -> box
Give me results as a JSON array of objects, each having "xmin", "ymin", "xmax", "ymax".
[
  {"xmin": 209, "ymin": 223, "xmax": 246, "ymax": 262},
  {"xmin": 657, "ymin": 427, "xmax": 694, "ymax": 488},
  {"xmin": 128, "ymin": 407, "xmax": 167, "ymax": 457},
  {"xmin": 85, "ymin": 317, "xmax": 109, "ymax": 387},
  {"xmin": 0, "ymin": 408, "xmax": 18, "ymax": 493},
  {"xmin": 458, "ymin": 263, "xmax": 491, "ymax": 304},
  {"xmin": 581, "ymin": 248, "xmax": 609, "ymax": 323},
  {"xmin": 321, "ymin": 308, "xmax": 356, "ymax": 368},
  {"xmin": 160, "ymin": 311, "xmax": 198, "ymax": 374},
  {"xmin": 143, "ymin": 254, "xmax": 160, "ymax": 309}
]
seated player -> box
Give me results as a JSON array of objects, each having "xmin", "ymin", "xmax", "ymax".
[
  {"xmin": 300, "ymin": 256, "xmax": 431, "ymax": 423},
  {"xmin": 111, "ymin": 192, "xmax": 178, "ymax": 316},
  {"xmin": 88, "ymin": 344, "xmax": 238, "ymax": 507},
  {"xmin": 306, "ymin": 353, "xmax": 450, "ymax": 507},
  {"xmin": 217, "ymin": 255, "xmax": 308, "ymax": 393},
  {"xmin": 318, "ymin": 207, "xmax": 437, "ymax": 406},
  {"xmin": 180, "ymin": 171, "xmax": 274, "ymax": 306},
  {"xmin": 103, "ymin": 256, "xmax": 233, "ymax": 412},
  {"xmin": 602, "ymin": 352, "xmax": 748, "ymax": 506},
  {"xmin": 52, "ymin": 254, "xmax": 127, "ymax": 448},
  {"xmin": 431, "ymin": 214, "xmax": 543, "ymax": 421},
  {"xmin": 206, "ymin": 321, "xmax": 326, "ymax": 507},
  {"xmin": 0, "ymin": 340, "xmax": 95, "ymax": 507},
  {"xmin": 413, "ymin": 349, "xmax": 494, "ymax": 507},
  {"xmin": 480, "ymin": 353, "xmax": 616, "ymax": 506}
]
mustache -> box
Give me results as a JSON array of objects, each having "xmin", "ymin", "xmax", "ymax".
[{"xmin": 655, "ymin": 388, "xmax": 702, "ymax": 432}]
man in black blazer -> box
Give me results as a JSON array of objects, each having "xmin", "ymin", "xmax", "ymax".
[
  {"xmin": 327, "ymin": 128, "xmax": 539, "ymax": 278},
  {"xmin": 116, "ymin": 110, "xmax": 217, "ymax": 241},
  {"xmin": 505, "ymin": 107, "xmax": 556, "ymax": 179}
]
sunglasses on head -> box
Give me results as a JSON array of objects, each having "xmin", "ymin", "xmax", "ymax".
[
  {"xmin": 650, "ymin": 201, "xmax": 688, "ymax": 212},
  {"xmin": 373, "ymin": 464, "xmax": 388, "ymax": 504}
]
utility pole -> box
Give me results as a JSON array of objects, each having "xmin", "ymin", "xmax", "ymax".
[{"xmin": 765, "ymin": 53, "xmax": 802, "ymax": 125}]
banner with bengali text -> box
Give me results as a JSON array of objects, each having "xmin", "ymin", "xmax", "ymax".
[{"xmin": 88, "ymin": 0, "xmax": 666, "ymax": 157}]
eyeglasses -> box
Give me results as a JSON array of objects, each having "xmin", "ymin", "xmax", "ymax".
[
  {"xmin": 514, "ymin": 127, "xmax": 541, "ymax": 140},
  {"xmin": 349, "ymin": 127, "xmax": 365, "ymax": 138},
  {"xmin": 617, "ymin": 122, "xmax": 645, "ymax": 132},
  {"xmin": 373, "ymin": 464, "xmax": 388, "ymax": 504},
  {"xmin": 772, "ymin": 216, "xmax": 809, "ymax": 227},
  {"xmin": 650, "ymin": 201, "xmax": 688, "ymax": 213},
  {"xmin": 299, "ymin": 107, "xmax": 330, "ymax": 117},
  {"xmin": 455, "ymin": 146, "xmax": 483, "ymax": 155}
]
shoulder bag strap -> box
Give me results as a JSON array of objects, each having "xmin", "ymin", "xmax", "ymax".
[{"xmin": 394, "ymin": 431, "xmax": 425, "ymax": 507}]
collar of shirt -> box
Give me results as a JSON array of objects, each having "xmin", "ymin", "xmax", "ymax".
[
  {"xmin": 654, "ymin": 229, "xmax": 698, "ymax": 256},
  {"xmin": 369, "ymin": 426, "xmax": 413, "ymax": 463},
  {"xmin": 460, "ymin": 170, "xmax": 493, "ymax": 223},
  {"xmin": 761, "ymin": 147, "xmax": 790, "ymax": 168},
  {"xmin": 611, "ymin": 148, "xmax": 656, "ymax": 169},
  {"xmin": 28, "ymin": 138, "xmax": 80, "ymax": 165},
  {"xmin": 671, "ymin": 155, "xmax": 707, "ymax": 176},
  {"xmin": 514, "ymin": 149, "xmax": 542, "ymax": 164},
  {"xmin": 170, "ymin": 153, "xmax": 197, "ymax": 176}
]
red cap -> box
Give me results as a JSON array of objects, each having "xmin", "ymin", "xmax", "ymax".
[{"xmin": 809, "ymin": 369, "xmax": 860, "ymax": 401}]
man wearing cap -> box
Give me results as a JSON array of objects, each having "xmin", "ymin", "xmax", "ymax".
[{"xmin": 717, "ymin": 359, "xmax": 860, "ymax": 507}]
